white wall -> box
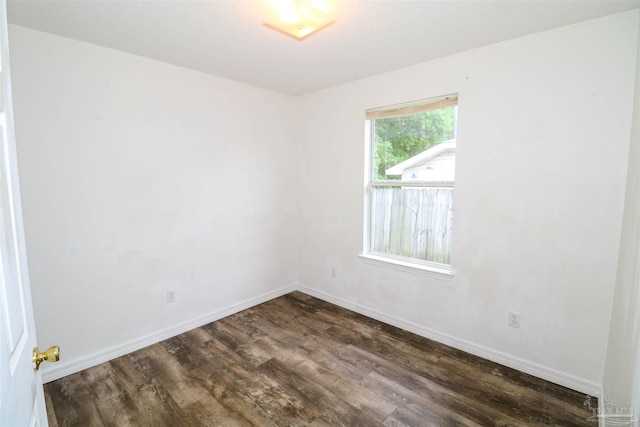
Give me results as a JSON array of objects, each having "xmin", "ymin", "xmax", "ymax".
[
  {"xmin": 602, "ymin": 10, "xmax": 640, "ymax": 417},
  {"xmin": 296, "ymin": 10, "xmax": 638, "ymax": 394},
  {"xmin": 9, "ymin": 10, "xmax": 639, "ymax": 395},
  {"xmin": 9, "ymin": 26, "xmax": 298, "ymax": 381}
]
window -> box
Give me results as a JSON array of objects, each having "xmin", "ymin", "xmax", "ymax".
[{"xmin": 363, "ymin": 94, "xmax": 457, "ymax": 274}]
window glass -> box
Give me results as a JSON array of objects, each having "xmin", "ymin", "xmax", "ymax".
[{"xmin": 366, "ymin": 95, "xmax": 457, "ymax": 267}]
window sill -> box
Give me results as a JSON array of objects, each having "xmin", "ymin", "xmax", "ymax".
[{"xmin": 359, "ymin": 254, "xmax": 454, "ymax": 281}]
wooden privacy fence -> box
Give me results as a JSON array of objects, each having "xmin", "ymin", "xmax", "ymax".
[{"xmin": 370, "ymin": 187, "xmax": 453, "ymax": 264}]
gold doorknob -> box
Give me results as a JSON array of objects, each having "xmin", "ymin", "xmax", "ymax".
[{"xmin": 33, "ymin": 345, "xmax": 60, "ymax": 370}]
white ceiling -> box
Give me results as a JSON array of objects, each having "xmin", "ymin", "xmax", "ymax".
[{"xmin": 7, "ymin": 0, "xmax": 640, "ymax": 95}]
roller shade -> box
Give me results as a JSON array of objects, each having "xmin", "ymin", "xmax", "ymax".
[{"xmin": 366, "ymin": 94, "xmax": 458, "ymax": 120}]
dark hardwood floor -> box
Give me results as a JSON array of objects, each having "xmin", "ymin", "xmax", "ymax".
[{"xmin": 44, "ymin": 292, "xmax": 594, "ymax": 426}]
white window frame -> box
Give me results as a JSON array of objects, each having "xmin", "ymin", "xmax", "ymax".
[{"xmin": 360, "ymin": 94, "xmax": 457, "ymax": 279}]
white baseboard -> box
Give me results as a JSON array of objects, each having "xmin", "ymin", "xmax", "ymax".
[
  {"xmin": 296, "ymin": 284, "xmax": 601, "ymax": 396},
  {"xmin": 41, "ymin": 284, "xmax": 296, "ymax": 383},
  {"xmin": 43, "ymin": 281, "xmax": 601, "ymax": 397}
]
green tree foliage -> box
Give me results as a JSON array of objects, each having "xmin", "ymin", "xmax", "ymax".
[{"xmin": 373, "ymin": 107, "xmax": 456, "ymax": 180}]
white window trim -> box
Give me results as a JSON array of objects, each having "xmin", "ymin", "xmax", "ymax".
[
  {"xmin": 362, "ymin": 94, "xmax": 457, "ymax": 278},
  {"xmin": 358, "ymin": 253, "xmax": 454, "ymax": 280}
]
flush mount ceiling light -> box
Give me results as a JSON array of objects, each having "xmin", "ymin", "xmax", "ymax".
[{"xmin": 264, "ymin": 0, "xmax": 335, "ymax": 41}]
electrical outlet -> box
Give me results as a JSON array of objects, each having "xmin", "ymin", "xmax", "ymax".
[
  {"xmin": 166, "ymin": 290, "xmax": 176, "ymax": 304},
  {"xmin": 508, "ymin": 311, "xmax": 520, "ymax": 328}
]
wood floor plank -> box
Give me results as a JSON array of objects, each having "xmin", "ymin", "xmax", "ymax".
[
  {"xmin": 45, "ymin": 372, "xmax": 105, "ymax": 427},
  {"xmin": 109, "ymin": 350, "xmax": 205, "ymax": 426},
  {"xmin": 363, "ymin": 367, "xmax": 516, "ymax": 426},
  {"xmin": 43, "ymin": 386, "xmax": 60, "ymax": 427},
  {"xmin": 273, "ymin": 344, "xmax": 397, "ymax": 420},
  {"xmin": 182, "ymin": 394, "xmax": 255, "ymax": 427},
  {"xmin": 107, "ymin": 354, "xmax": 181, "ymax": 426},
  {"xmin": 384, "ymin": 405, "xmax": 472, "ymax": 427},
  {"xmin": 189, "ymin": 365, "xmax": 279, "ymax": 427},
  {"xmin": 202, "ymin": 321, "xmax": 272, "ymax": 367},
  {"xmin": 323, "ymin": 318, "xmax": 579, "ymax": 425},
  {"xmin": 203, "ymin": 332, "xmax": 321, "ymax": 426},
  {"xmin": 80, "ymin": 363, "xmax": 140, "ymax": 427},
  {"xmin": 257, "ymin": 356, "xmax": 390, "ymax": 427},
  {"xmin": 160, "ymin": 328, "xmax": 213, "ymax": 372},
  {"xmin": 45, "ymin": 292, "xmax": 594, "ymax": 426}
]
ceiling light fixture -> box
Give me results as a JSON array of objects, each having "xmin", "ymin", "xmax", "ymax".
[{"xmin": 264, "ymin": 0, "xmax": 335, "ymax": 41}]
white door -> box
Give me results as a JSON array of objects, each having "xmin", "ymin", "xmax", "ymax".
[{"xmin": 0, "ymin": 0, "xmax": 49, "ymax": 425}]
